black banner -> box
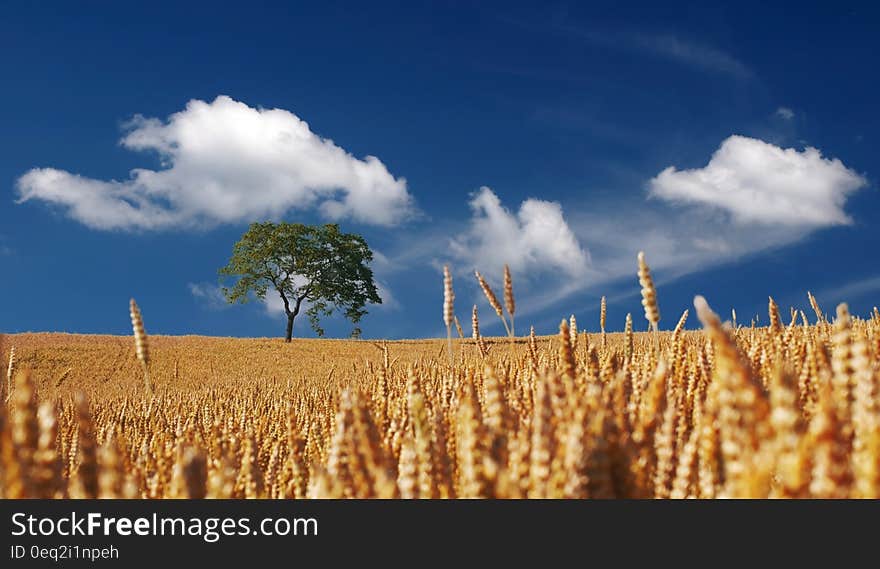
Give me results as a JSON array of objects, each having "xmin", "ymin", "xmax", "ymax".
[{"xmin": 0, "ymin": 500, "xmax": 875, "ymax": 565}]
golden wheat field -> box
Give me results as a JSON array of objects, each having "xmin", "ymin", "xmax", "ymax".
[{"xmin": 1, "ymin": 259, "xmax": 879, "ymax": 499}]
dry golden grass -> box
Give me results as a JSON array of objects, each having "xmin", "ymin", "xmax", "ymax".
[{"xmin": 1, "ymin": 260, "xmax": 879, "ymax": 499}]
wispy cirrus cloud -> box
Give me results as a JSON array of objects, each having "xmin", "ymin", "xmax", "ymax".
[
  {"xmin": 494, "ymin": 11, "xmax": 754, "ymax": 79},
  {"xmin": 633, "ymin": 33, "xmax": 753, "ymax": 79},
  {"xmin": 532, "ymin": 20, "xmax": 754, "ymax": 79},
  {"xmin": 812, "ymin": 275, "xmax": 880, "ymax": 311}
]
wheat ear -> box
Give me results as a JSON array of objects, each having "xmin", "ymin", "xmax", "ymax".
[
  {"xmin": 129, "ymin": 299, "xmax": 154, "ymax": 395},
  {"xmin": 768, "ymin": 296, "xmax": 782, "ymax": 333},
  {"xmin": 443, "ymin": 266, "xmax": 454, "ymax": 366},
  {"xmin": 637, "ymin": 251, "xmax": 660, "ymax": 334},
  {"xmin": 475, "ymin": 271, "xmax": 511, "ymax": 337},
  {"xmin": 624, "ymin": 313, "xmax": 633, "ymax": 365},
  {"xmin": 503, "ymin": 264, "xmax": 516, "ymax": 336},
  {"xmin": 5, "ymin": 346, "xmax": 15, "ymax": 403},
  {"xmin": 807, "ymin": 291, "xmax": 824, "ymax": 324}
]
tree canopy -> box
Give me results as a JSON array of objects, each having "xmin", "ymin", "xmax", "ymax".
[{"xmin": 219, "ymin": 222, "xmax": 382, "ymax": 341}]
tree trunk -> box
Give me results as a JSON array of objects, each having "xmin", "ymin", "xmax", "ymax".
[
  {"xmin": 283, "ymin": 296, "xmax": 304, "ymax": 343},
  {"xmin": 285, "ymin": 314, "xmax": 295, "ymax": 342}
]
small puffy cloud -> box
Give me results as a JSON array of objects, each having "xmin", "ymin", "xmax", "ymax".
[
  {"xmin": 16, "ymin": 96, "xmax": 415, "ymax": 230},
  {"xmin": 649, "ymin": 135, "xmax": 866, "ymax": 227},
  {"xmin": 263, "ymin": 291, "xmax": 289, "ymax": 317},
  {"xmin": 775, "ymin": 107, "xmax": 795, "ymax": 120},
  {"xmin": 451, "ymin": 187, "xmax": 590, "ymax": 279},
  {"xmin": 188, "ymin": 282, "xmax": 230, "ymax": 310}
]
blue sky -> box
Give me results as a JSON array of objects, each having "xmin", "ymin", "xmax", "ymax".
[{"xmin": 1, "ymin": 1, "xmax": 878, "ymax": 339}]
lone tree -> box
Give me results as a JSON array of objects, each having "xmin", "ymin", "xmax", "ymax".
[{"xmin": 220, "ymin": 222, "xmax": 382, "ymax": 341}]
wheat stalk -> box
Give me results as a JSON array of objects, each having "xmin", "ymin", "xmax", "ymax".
[
  {"xmin": 453, "ymin": 316, "xmax": 464, "ymax": 339},
  {"xmin": 807, "ymin": 291, "xmax": 824, "ymax": 324},
  {"xmin": 624, "ymin": 313, "xmax": 633, "ymax": 365},
  {"xmin": 5, "ymin": 346, "xmax": 16, "ymax": 403},
  {"xmin": 70, "ymin": 392, "xmax": 98, "ymax": 499},
  {"xmin": 129, "ymin": 299, "xmax": 154, "ymax": 396},
  {"xmin": 768, "ymin": 296, "xmax": 782, "ymax": 333},
  {"xmin": 471, "ymin": 305, "xmax": 488, "ymax": 358},
  {"xmin": 442, "ymin": 266, "xmax": 455, "ymax": 366},
  {"xmin": 637, "ymin": 251, "xmax": 660, "ymax": 334},
  {"xmin": 475, "ymin": 271, "xmax": 512, "ymax": 337},
  {"xmin": 503, "ymin": 264, "xmax": 516, "ymax": 336}
]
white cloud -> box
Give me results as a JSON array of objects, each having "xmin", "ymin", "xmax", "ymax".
[
  {"xmin": 813, "ymin": 275, "xmax": 880, "ymax": 309},
  {"xmin": 16, "ymin": 96, "xmax": 415, "ymax": 230},
  {"xmin": 450, "ymin": 186, "xmax": 590, "ymax": 279},
  {"xmin": 552, "ymin": 25, "xmax": 753, "ymax": 79},
  {"xmin": 365, "ymin": 251, "xmax": 400, "ymax": 310},
  {"xmin": 374, "ymin": 281, "xmax": 400, "ymax": 311},
  {"xmin": 188, "ymin": 282, "xmax": 235, "ymax": 311},
  {"xmin": 263, "ymin": 291, "xmax": 290, "ymax": 317},
  {"xmin": 549, "ymin": 133, "xmax": 868, "ymax": 324},
  {"xmin": 649, "ymin": 135, "xmax": 866, "ymax": 227},
  {"xmin": 567, "ymin": 202, "xmax": 809, "ymax": 288},
  {"xmin": 637, "ymin": 34, "xmax": 752, "ymax": 79},
  {"xmin": 775, "ymin": 107, "xmax": 795, "ymax": 120}
]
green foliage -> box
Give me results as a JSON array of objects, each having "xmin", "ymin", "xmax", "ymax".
[{"xmin": 219, "ymin": 222, "xmax": 382, "ymax": 340}]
